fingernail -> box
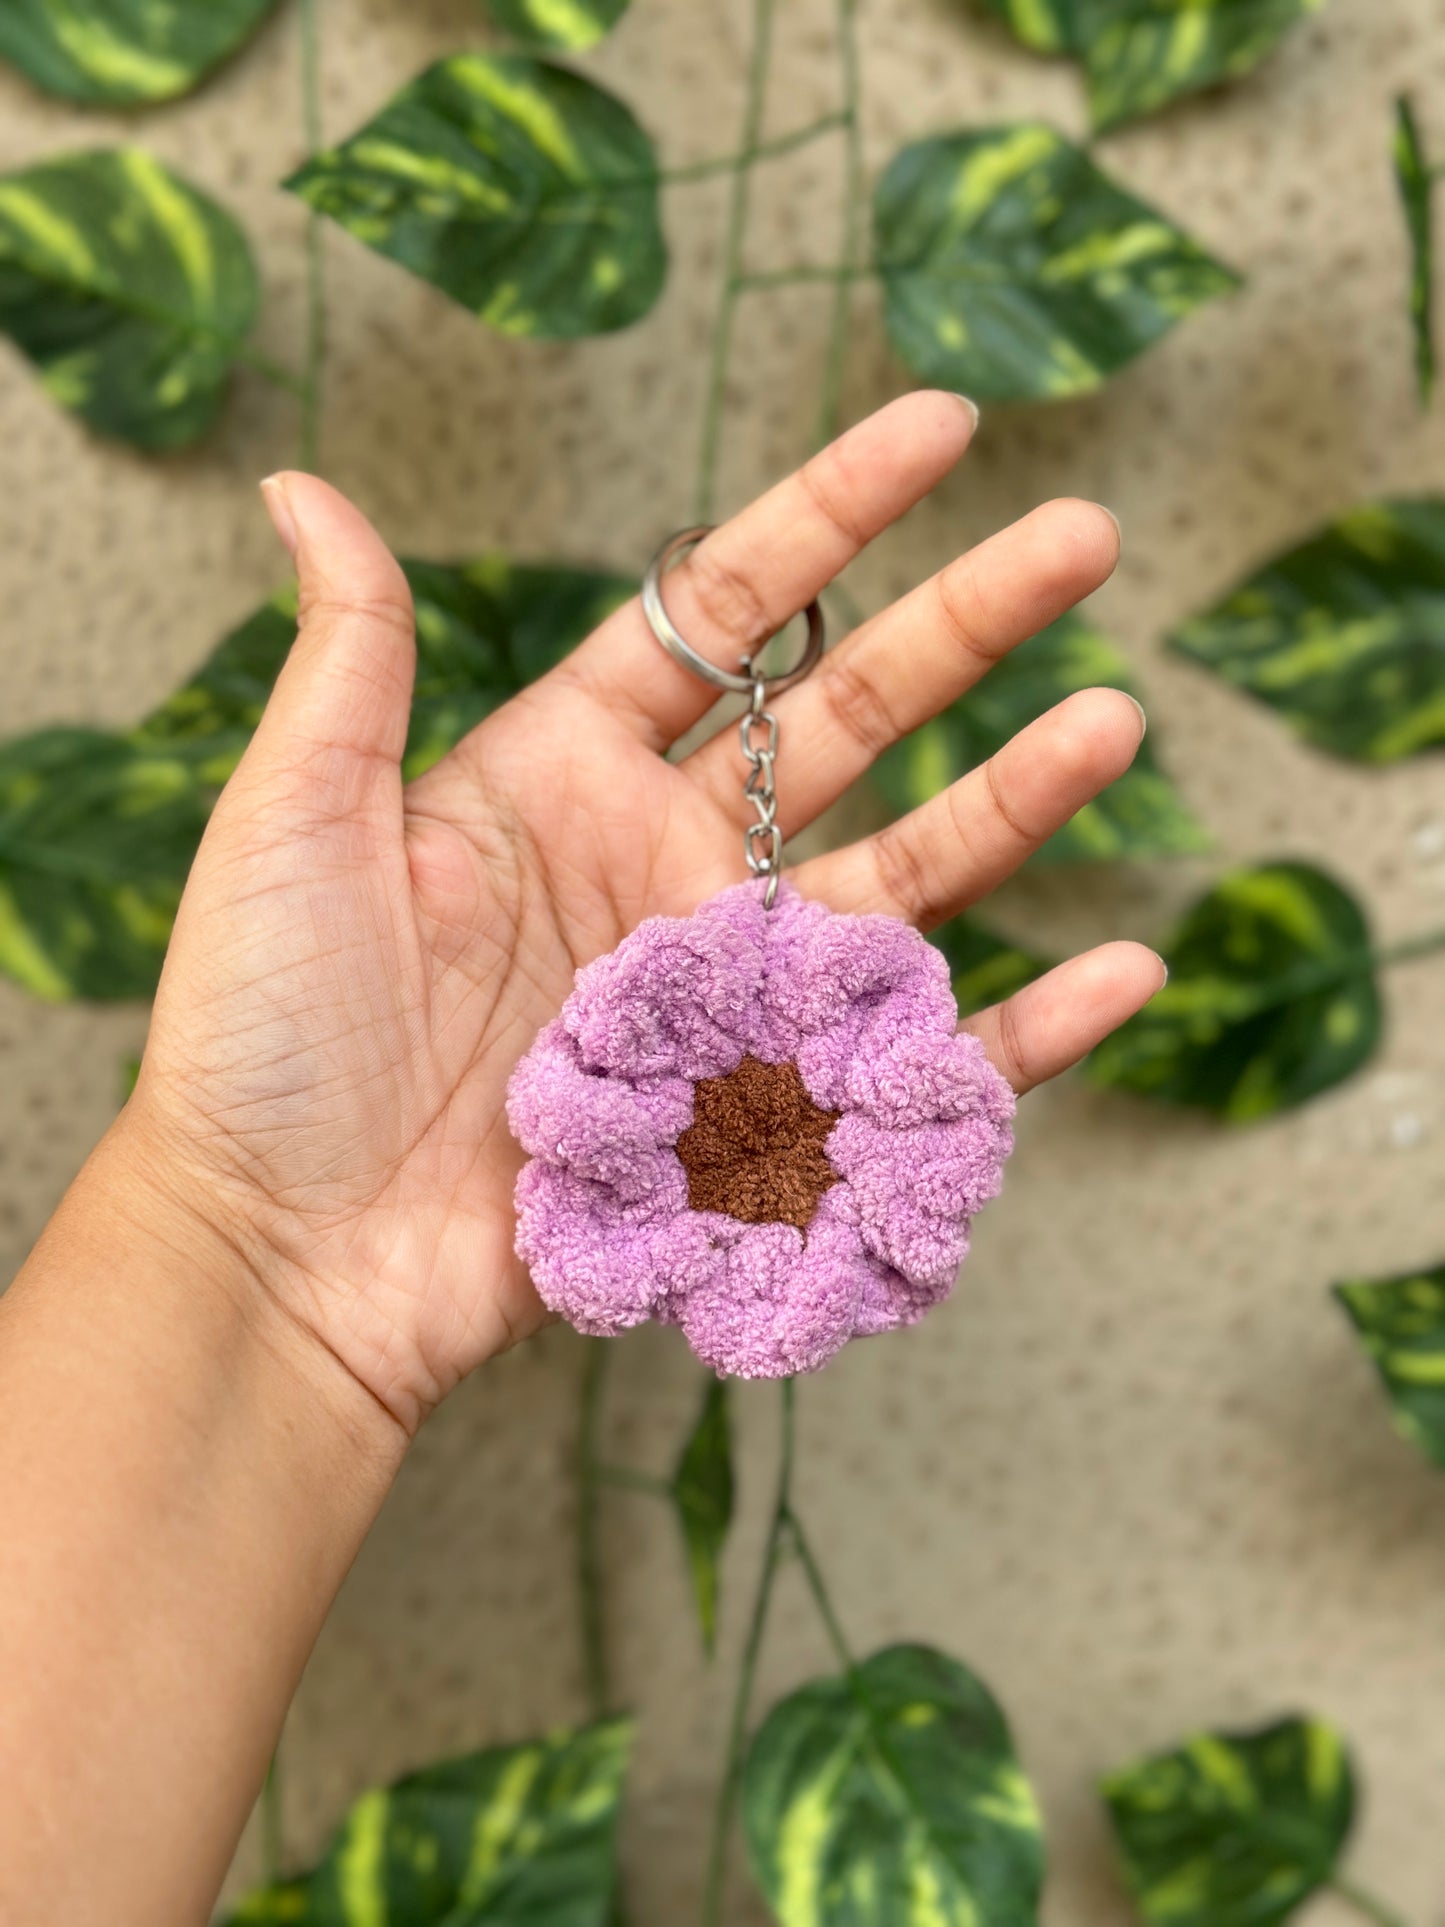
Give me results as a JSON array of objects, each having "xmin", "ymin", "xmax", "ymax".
[
  {"xmin": 1125, "ymin": 693, "xmax": 1148, "ymax": 738},
  {"xmin": 953, "ymin": 394, "xmax": 981, "ymax": 430},
  {"xmin": 1152, "ymin": 950, "xmax": 1169, "ymax": 987},
  {"xmin": 1098, "ymin": 504, "xmax": 1122, "ymax": 541},
  {"xmin": 260, "ymin": 475, "xmax": 298, "ymax": 560}
]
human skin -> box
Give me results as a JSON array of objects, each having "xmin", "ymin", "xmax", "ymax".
[{"xmin": 0, "ymin": 393, "xmax": 1164, "ymax": 1923}]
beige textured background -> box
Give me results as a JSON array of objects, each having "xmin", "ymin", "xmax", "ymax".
[{"xmin": 4, "ymin": 0, "xmax": 1445, "ymax": 1920}]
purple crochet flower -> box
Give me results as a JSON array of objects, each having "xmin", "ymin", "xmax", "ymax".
[{"xmin": 507, "ymin": 881, "xmax": 1015, "ymax": 1379}]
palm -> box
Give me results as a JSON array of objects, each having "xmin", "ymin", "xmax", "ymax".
[{"xmin": 138, "ymin": 394, "xmax": 1165, "ymax": 1434}]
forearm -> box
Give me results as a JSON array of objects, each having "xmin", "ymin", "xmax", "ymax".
[{"xmin": 0, "ymin": 1118, "xmax": 406, "ymax": 1925}]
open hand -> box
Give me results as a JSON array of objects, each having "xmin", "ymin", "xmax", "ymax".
[{"xmin": 127, "ymin": 392, "xmax": 1163, "ymax": 1436}]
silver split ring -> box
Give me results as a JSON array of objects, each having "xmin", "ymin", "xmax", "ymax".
[{"xmin": 641, "ymin": 526, "xmax": 826, "ymax": 697}]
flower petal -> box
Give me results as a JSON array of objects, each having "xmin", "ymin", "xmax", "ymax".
[
  {"xmin": 827, "ymin": 1109, "xmax": 1012, "ymax": 1283},
  {"xmin": 769, "ymin": 904, "xmax": 956, "ymax": 1041},
  {"xmin": 670, "ymin": 1211, "xmax": 868, "ymax": 1378},
  {"xmin": 507, "ymin": 1021, "xmax": 694, "ymax": 1200},
  {"xmin": 843, "ymin": 1025, "xmax": 1015, "ymax": 1131},
  {"xmin": 514, "ymin": 1159, "xmax": 691, "ymax": 1336},
  {"xmin": 563, "ymin": 890, "xmax": 767, "ymax": 1079},
  {"xmin": 752, "ymin": 884, "xmax": 832, "ymax": 1061}
]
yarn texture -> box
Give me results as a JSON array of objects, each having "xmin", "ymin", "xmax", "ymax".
[{"xmin": 507, "ymin": 881, "xmax": 1016, "ymax": 1379}]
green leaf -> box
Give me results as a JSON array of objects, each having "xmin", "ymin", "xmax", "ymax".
[
  {"xmin": 1103, "ymin": 1717, "xmax": 1354, "ymax": 1927},
  {"xmin": 0, "ymin": 730, "xmax": 208, "ymax": 1003},
  {"xmin": 0, "ymin": 0, "xmax": 279, "ymax": 106},
  {"xmin": 1394, "ymin": 98, "xmax": 1436, "ymax": 406},
  {"xmin": 932, "ymin": 917, "xmax": 1053, "ymax": 1015},
  {"xmin": 976, "ymin": 0, "xmax": 1076, "ymax": 55},
  {"xmin": 978, "ymin": 1, "xmax": 1325, "ymax": 134},
  {"xmin": 134, "ymin": 556, "xmax": 634, "ymax": 785},
  {"xmin": 1170, "ymin": 498, "xmax": 1445, "ymax": 763},
  {"xmin": 874, "ymin": 122, "xmax": 1239, "ymax": 403},
  {"xmin": 670, "ymin": 1377, "xmax": 733, "ymax": 1655},
  {"xmin": 0, "ymin": 555, "xmax": 627, "ymax": 1004},
  {"xmin": 1336, "ymin": 1265, "xmax": 1445, "ymax": 1470},
  {"xmin": 132, "ymin": 588, "xmax": 298, "ymax": 786},
  {"xmin": 225, "ymin": 1718, "xmax": 633, "ymax": 1925},
  {"xmin": 1087, "ymin": 861, "xmax": 1381, "ymax": 1121},
  {"xmin": 286, "ymin": 55, "xmax": 666, "ymax": 339},
  {"xmin": 481, "ymin": 0, "xmax": 631, "ymax": 52},
  {"xmin": 744, "ymin": 1642, "xmax": 1043, "ymax": 1927},
  {"xmin": 873, "ymin": 612, "xmax": 1208, "ymax": 863},
  {"xmin": 1088, "ymin": 0, "xmax": 1325, "ymax": 133},
  {"xmin": 399, "ymin": 555, "xmax": 635, "ymax": 776},
  {"xmin": 0, "ymin": 147, "xmax": 259, "ymax": 449}
]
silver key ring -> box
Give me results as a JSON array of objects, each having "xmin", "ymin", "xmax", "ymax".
[{"xmin": 641, "ymin": 526, "xmax": 826, "ymax": 697}]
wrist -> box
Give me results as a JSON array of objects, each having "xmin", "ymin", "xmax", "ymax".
[{"xmin": 0, "ymin": 1111, "xmax": 407, "ymax": 1922}]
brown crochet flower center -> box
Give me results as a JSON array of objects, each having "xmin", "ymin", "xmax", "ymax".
[{"xmin": 676, "ymin": 1054, "xmax": 841, "ymax": 1234}]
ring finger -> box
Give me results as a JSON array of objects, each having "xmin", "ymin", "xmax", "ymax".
[
  {"xmin": 790, "ymin": 686, "xmax": 1145, "ymax": 929},
  {"xmin": 680, "ymin": 496, "xmax": 1121, "ymax": 834}
]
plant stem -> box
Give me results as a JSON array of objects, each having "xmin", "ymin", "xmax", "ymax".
[
  {"xmin": 701, "ymin": 1378, "xmax": 796, "ymax": 1927},
  {"xmin": 261, "ymin": 1750, "xmax": 284, "ymax": 1885},
  {"xmin": 1378, "ymin": 924, "xmax": 1445, "ymax": 970},
  {"xmin": 663, "ymin": 112, "xmax": 847, "ymax": 186},
  {"xmin": 297, "ymin": 0, "xmax": 326, "ymax": 470},
  {"xmin": 694, "ymin": 0, "xmax": 778, "ymax": 524},
  {"xmin": 597, "ymin": 1463, "xmax": 674, "ymax": 1501},
  {"xmin": 783, "ymin": 1505, "xmax": 854, "ymax": 1674},
  {"xmin": 237, "ymin": 341, "xmax": 311, "ymax": 396},
  {"xmin": 577, "ymin": 1340, "xmax": 613, "ymax": 1721},
  {"xmin": 816, "ymin": 0, "xmax": 864, "ymax": 447},
  {"xmin": 825, "ymin": 577, "xmax": 868, "ymax": 633},
  {"xmin": 1326, "ymin": 1873, "xmax": 1411, "ymax": 1927},
  {"xmin": 788, "ymin": 1503, "xmax": 958, "ymax": 1880},
  {"xmin": 1167, "ymin": 923, "xmax": 1445, "ymax": 1027},
  {"xmin": 737, "ymin": 262, "xmax": 871, "ymax": 292}
]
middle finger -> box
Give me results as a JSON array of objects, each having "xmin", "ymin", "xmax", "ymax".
[{"xmin": 679, "ymin": 496, "xmax": 1120, "ymax": 831}]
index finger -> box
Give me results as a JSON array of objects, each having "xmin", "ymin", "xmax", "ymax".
[{"xmin": 548, "ymin": 391, "xmax": 980, "ymax": 751}]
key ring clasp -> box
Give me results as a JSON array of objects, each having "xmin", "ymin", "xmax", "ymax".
[
  {"xmin": 641, "ymin": 525, "xmax": 826, "ymax": 911},
  {"xmin": 641, "ymin": 526, "xmax": 826, "ymax": 696}
]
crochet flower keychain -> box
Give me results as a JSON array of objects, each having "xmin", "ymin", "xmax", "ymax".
[{"xmin": 507, "ymin": 528, "xmax": 1016, "ymax": 1379}]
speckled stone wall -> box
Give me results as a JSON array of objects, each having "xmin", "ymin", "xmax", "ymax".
[{"xmin": 4, "ymin": 1, "xmax": 1445, "ymax": 1921}]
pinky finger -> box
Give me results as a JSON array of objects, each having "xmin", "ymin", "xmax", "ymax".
[{"xmin": 963, "ymin": 941, "xmax": 1166, "ymax": 1096}]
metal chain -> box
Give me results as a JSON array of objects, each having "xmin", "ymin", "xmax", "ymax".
[{"xmin": 739, "ymin": 660, "xmax": 784, "ymax": 909}]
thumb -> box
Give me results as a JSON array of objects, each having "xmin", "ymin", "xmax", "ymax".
[{"xmin": 244, "ymin": 471, "xmax": 416, "ymax": 792}]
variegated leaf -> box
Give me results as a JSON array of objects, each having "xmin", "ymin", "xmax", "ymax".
[
  {"xmin": 1394, "ymin": 98, "xmax": 1436, "ymax": 406},
  {"xmin": 932, "ymin": 916, "xmax": 1053, "ymax": 1016},
  {"xmin": 671, "ymin": 1376, "xmax": 733, "ymax": 1655},
  {"xmin": 1087, "ymin": 862, "xmax": 1381, "ymax": 1121},
  {"xmin": 0, "ymin": 147, "xmax": 259, "ymax": 449},
  {"xmin": 1103, "ymin": 1718, "xmax": 1354, "ymax": 1927},
  {"xmin": 977, "ymin": 0, "xmax": 1075, "ymax": 55},
  {"xmin": 1336, "ymin": 1265, "xmax": 1445, "ymax": 1470},
  {"xmin": 0, "ymin": 730, "xmax": 208, "ymax": 1003},
  {"xmin": 1170, "ymin": 499, "xmax": 1445, "ymax": 762},
  {"xmin": 399, "ymin": 556, "xmax": 635, "ymax": 775},
  {"xmin": 134, "ymin": 556, "xmax": 634, "ymax": 786},
  {"xmin": 744, "ymin": 1643, "xmax": 1043, "ymax": 1927},
  {"xmin": 874, "ymin": 612, "xmax": 1207, "ymax": 863},
  {"xmin": 1085, "ymin": 0, "xmax": 1326, "ymax": 133},
  {"xmin": 979, "ymin": 0, "xmax": 1324, "ymax": 134},
  {"xmin": 0, "ymin": 557, "xmax": 628, "ymax": 1005},
  {"xmin": 286, "ymin": 55, "xmax": 666, "ymax": 338},
  {"xmin": 481, "ymin": 0, "xmax": 630, "ymax": 51},
  {"xmin": 0, "ymin": 0, "xmax": 279, "ymax": 106},
  {"xmin": 874, "ymin": 123, "xmax": 1239, "ymax": 402},
  {"xmin": 225, "ymin": 1719, "xmax": 633, "ymax": 1924}
]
